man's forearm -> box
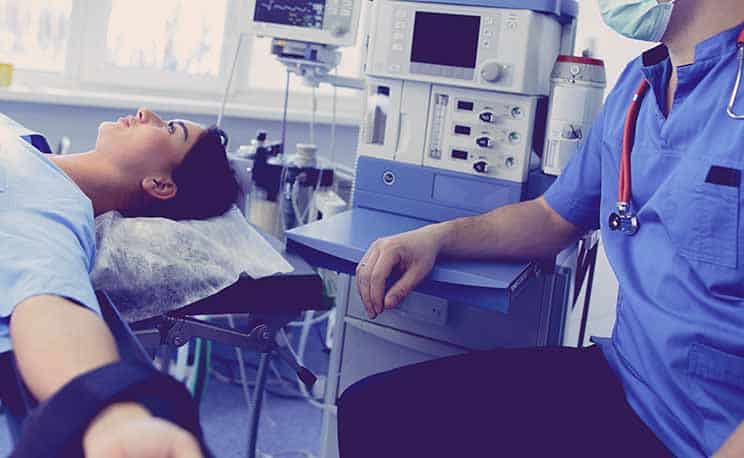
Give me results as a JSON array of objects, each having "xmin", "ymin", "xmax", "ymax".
[
  {"xmin": 435, "ymin": 196, "xmax": 580, "ymax": 261},
  {"xmin": 10, "ymin": 295, "xmax": 121, "ymax": 401}
]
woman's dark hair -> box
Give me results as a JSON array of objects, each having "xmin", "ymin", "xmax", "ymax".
[{"xmin": 135, "ymin": 126, "xmax": 239, "ymax": 220}]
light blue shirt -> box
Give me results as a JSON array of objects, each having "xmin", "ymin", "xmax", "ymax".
[
  {"xmin": 545, "ymin": 23, "xmax": 744, "ymax": 456},
  {"xmin": 0, "ymin": 115, "xmax": 99, "ymax": 354}
]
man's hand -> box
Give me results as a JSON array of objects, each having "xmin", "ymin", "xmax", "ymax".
[
  {"xmin": 83, "ymin": 402, "xmax": 203, "ymax": 458},
  {"xmin": 356, "ymin": 223, "xmax": 449, "ymax": 319},
  {"xmin": 354, "ymin": 197, "xmax": 579, "ymax": 320}
]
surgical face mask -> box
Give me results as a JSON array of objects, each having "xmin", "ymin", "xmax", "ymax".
[{"xmin": 597, "ymin": 0, "xmax": 675, "ymax": 42}]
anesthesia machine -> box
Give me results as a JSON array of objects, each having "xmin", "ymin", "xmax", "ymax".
[{"xmin": 270, "ymin": 1, "xmax": 603, "ymax": 457}]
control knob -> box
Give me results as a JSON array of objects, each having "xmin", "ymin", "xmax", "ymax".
[
  {"xmin": 332, "ymin": 25, "xmax": 349, "ymax": 36},
  {"xmin": 480, "ymin": 62, "xmax": 503, "ymax": 83},
  {"xmin": 476, "ymin": 136, "xmax": 494, "ymax": 148},
  {"xmin": 479, "ymin": 111, "xmax": 497, "ymax": 124},
  {"xmin": 473, "ymin": 160, "xmax": 490, "ymax": 174}
]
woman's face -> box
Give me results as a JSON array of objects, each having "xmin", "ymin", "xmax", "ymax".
[{"xmin": 96, "ymin": 107, "xmax": 205, "ymax": 177}]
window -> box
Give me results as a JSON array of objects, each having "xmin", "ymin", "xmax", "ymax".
[
  {"xmin": 0, "ymin": 0, "xmax": 366, "ymax": 120},
  {"xmin": 105, "ymin": 0, "xmax": 227, "ymax": 77},
  {"xmin": 0, "ymin": 0, "xmax": 72, "ymax": 72}
]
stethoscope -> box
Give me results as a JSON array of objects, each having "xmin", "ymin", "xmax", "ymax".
[{"xmin": 609, "ymin": 28, "xmax": 744, "ymax": 236}]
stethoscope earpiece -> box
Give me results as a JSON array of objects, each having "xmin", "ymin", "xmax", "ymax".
[{"xmin": 726, "ymin": 29, "xmax": 744, "ymax": 119}]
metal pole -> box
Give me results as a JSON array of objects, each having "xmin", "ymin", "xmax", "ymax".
[
  {"xmin": 577, "ymin": 245, "xmax": 599, "ymax": 348},
  {"xmin": 247, "ymin": 352, "xmax": 271, "ymax": 458},
  {"xmin": 158, "ymin": 343, "xmax": 172, "ymax": 374}
]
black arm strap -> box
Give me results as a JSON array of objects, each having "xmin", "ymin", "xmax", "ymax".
[{"xmin": 11, "ymin": 361, "xmax": 212, "ymax": 458}]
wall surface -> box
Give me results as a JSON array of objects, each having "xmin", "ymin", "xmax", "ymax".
[{"xmin": 0, "ymin": 99, "xmax": 362, "ymax": 171}]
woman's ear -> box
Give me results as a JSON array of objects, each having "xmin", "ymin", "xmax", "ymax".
[{"xmin": 141, "ymin": 176, "xmax": 177, "ymax": 201}]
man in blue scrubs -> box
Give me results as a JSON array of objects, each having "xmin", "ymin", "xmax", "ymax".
[
  {"xmin": 0, "ymin": 108, "xmax": 237, "ymax": 456},
  {"xmin": 341, "ymin": 1, "xmax": 744, "ymax": 457}
]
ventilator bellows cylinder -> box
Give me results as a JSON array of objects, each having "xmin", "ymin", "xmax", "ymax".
[{"xmin": 542, "ymin": 55, "xmax": 606, "ymax": 176}]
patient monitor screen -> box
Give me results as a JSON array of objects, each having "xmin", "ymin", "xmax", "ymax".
[
  {"xmin": 254, "ymin": 0, "xmax": 326, "ymax": 29},
  {"xmin": 411, "ymin": 12, "xmax": 480, "ymax": 69}
]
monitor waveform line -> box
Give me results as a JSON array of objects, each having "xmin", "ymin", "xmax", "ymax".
[{"xmin": 258, "ymin": 0, "xmax": 323, "ymax": 15}]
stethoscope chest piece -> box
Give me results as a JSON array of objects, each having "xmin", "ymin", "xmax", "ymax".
[{"xmin": 609, "ymin": 203, "xmax": 639, "ymax": 236}]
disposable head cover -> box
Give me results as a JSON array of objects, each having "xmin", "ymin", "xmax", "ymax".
[
  {"xmin": 597, "ymin": 0, "xmax": 675, "ymax": 42},
  {"xmin": 91, "ymin": 207, "xmax": 294, "ymax": 322}
]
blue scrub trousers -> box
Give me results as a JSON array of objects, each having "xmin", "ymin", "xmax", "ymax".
[{"xmin": 337, "ymin": 345, "xmax": 672, "ymax": 457}]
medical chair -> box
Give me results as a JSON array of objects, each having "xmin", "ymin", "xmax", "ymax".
[
  {"xmin": 1, "ymin": 260, "xmax": 324, "ymax": 458},
  {"xmin": 124, "ymin": 245, "xmax": 325, "ymax": 458}
]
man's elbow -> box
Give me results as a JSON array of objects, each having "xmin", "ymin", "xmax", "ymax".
[{"xmin": 535, "ymin": 196, "xmax": 583, "ymax": 250}]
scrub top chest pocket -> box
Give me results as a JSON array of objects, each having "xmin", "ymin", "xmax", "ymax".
[{"xmin": 661, "ymin": 157, "xmax": 740, "ymax": 269}]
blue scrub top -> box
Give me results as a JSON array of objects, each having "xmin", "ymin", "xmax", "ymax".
[
  {"xmin": 0, "ymin": 117, "xmax": 99, "ymax": 354},
  {"xmin": 545, "ymin": 23, "xmax": 744, "ymax": 456}
]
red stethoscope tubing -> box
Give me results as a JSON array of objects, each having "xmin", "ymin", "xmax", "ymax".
[
  {"xmin": 613, "ymin": 29, "xmax": 744, "ymax": 235},
  {"xmin": 618, "ymin": 79, "xmax": 649, "ymax": 207}
]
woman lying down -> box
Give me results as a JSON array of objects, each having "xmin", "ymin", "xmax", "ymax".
[{"xmin": 0, "ymin": 108, "xmax": 239, "ymax": 457}]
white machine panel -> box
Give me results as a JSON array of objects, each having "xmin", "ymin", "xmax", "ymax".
[
  {"xmin": 423, "ymin": 85, "xmax": 540, "ymax": 183},
  {"xmin": 358, "ymin": 77, "xmax": 431, "ymax": 165},
  {"xmin": 249, "ymin": 0, "xmax": 362, "ymax": 47},
  {"xmin": 366, "ymin": 0, "xmax": 562, "ymax": 95}
]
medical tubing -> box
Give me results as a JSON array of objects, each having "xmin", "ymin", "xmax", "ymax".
[
  {"xmin": 281, "ymin": 68, "xmax": 290, "ymax": 156},
  {"xmin": 291, "ymin": 183, "xmax": 304, "ymax": 225},
  {"xmin": 276, "ymin": 69, "xmax": 292, "ymax": 235},
  {"xmin": 187, "ymin": 339, "xmax": 201, "ymax": 395},
  {"xmin": 310, "ymin": 86, "xmax": 317, "ymax": 146},
  {"xmin": 227, "ymin": 315, "xmax": 255, "ymax": 418},
  {"xmin": 619, "ymin": 80, "xmax": 649, "ymax": 205},
  {"xmin": 217, "ymin": 33, "xmax": 246, "ymax": 128},
  {"xmin": 297, "ymin": 311, "xmax": 315, "ymax": 367},
  {"xmin": 278, "ymin": 329, "xmax": 331, "ymax": 411},
  {"xmin": 286, "ymin": 310, "xmax": 333, "ymax": 327},
  {"xmin": 330, "ymin": 68, "xmax": 338, "ymax": 166},
  {"xmin": 210, "ymin": 365, "xmax": 308, "ymax": 400}
]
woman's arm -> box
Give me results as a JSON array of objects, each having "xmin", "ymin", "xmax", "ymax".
[{"xmin": 10, "ymin": 295, "xmax": 202, "ymax": 457}]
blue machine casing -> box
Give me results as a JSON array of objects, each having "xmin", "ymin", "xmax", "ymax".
[
  {"xmin": 286, "ymin": 157, "xmax": 557, "ymax": 313},
  {"xmin": 287, "ymin": 207, "xmax": 539, "ymax": 312},
  {"xmin": 354, "ymin": 156, "xmax": 525, "ymax": 222}
]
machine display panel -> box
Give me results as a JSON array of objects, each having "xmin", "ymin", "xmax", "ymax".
[
  {"xmin": 254, "ymin": 0, "xmax": 326, "ymax": 29},
  {"xmin": 411, "ymin": 12, "xmax": 480, "ymax": 69}
]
